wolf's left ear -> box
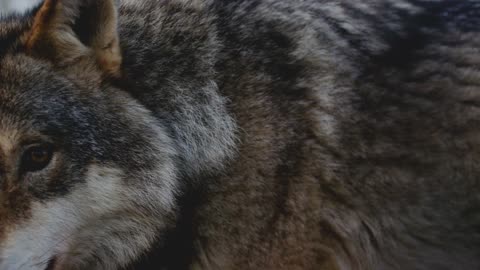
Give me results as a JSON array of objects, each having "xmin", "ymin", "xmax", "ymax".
[{"xmin": 26, "ymin": 0, "xmax": 121, "ymax": 77}]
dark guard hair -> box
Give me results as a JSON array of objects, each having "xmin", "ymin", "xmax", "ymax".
[{"xmin": 0, "ymin": 1, "xmax": 479, "ymax": 270}]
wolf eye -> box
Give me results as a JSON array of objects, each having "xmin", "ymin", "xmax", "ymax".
[{"xmin": 21, "ymin": 145, "xmax": 54, "ymax": 172}]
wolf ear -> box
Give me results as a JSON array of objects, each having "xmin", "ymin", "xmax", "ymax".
[{"xmin": 26, "ymin": 0, "xmax": 121, "ymax": 77}]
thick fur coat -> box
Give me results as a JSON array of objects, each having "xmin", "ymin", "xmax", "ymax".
[{"xmin": 0, "ymin": 0, "xmax": 479, "ymax": 269}]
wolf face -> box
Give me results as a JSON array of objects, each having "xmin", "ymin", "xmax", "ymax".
[{"xmin": 0, "ymin": 1, "xmax": 180, "ymax": 269}]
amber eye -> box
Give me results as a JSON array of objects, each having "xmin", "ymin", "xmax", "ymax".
[{"xmin": 21, "ymin": 145, "xmax": 54, "ymax": 172}]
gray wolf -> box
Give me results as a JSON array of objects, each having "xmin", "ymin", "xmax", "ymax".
[{"xmin": 0, "ymin": 0, "xmax": 479, "ymax": 269}]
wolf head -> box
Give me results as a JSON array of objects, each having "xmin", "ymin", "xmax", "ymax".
[{"xmin": 0, "ymin": 1, "xmax": 180, "ymax": 269}]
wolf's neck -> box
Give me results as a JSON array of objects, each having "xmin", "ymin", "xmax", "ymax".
[
  {"xmin": 154, "ymin": 80, "xmax": 237, "ymax": 177},
  {"xmin": 117, "ymin": 0, "xmax": 237, "ymax": 177}
]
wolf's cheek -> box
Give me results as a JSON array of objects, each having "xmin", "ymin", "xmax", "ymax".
[
  {"xmin": 51, "ymin": 164, "xmax": 178, "ymax": 270},
  {"xmin": 0, "ymin": 166, "xmax": 126, "ymax": 270},
  {"xmin": 0, "ymin": 197, "xmax": 81, "ymax": 270},
  {"xmin": 0, "ymin": 164, "xmax": 174, "ymax": 270}
]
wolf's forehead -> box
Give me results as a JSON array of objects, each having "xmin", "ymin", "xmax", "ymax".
[
  {"xmin": 0, "ymin": 82, "xmax": 65, "ymax": 144},
  {"xmin": 0, "ymin": 108, "xmax": 38, "ymax": 153},
  {"xmin": 0, "ymin": 83, "xmax": 38, "ymax": 129},
  {"xmin": 0, "ymin": 57, "xmax": 73, "ymax": 120}
]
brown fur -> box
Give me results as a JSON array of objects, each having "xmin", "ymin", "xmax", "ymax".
[{"xmin": 1, "ymin": 0, "xmax": 480, "ymax": 270}]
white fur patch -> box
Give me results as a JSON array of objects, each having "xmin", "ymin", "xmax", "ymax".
[
  {"xmin": 0, "ymin": 166, "xmax": 125, "ymax": 270},
  {"xmin": 0, "ymin": 161, "xmax": 177, "ymax": 270}
]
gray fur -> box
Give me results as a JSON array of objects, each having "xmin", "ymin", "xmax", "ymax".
[{"xmin": 0, "ymin": 0, "xmax": 480, "ymax": 270}]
